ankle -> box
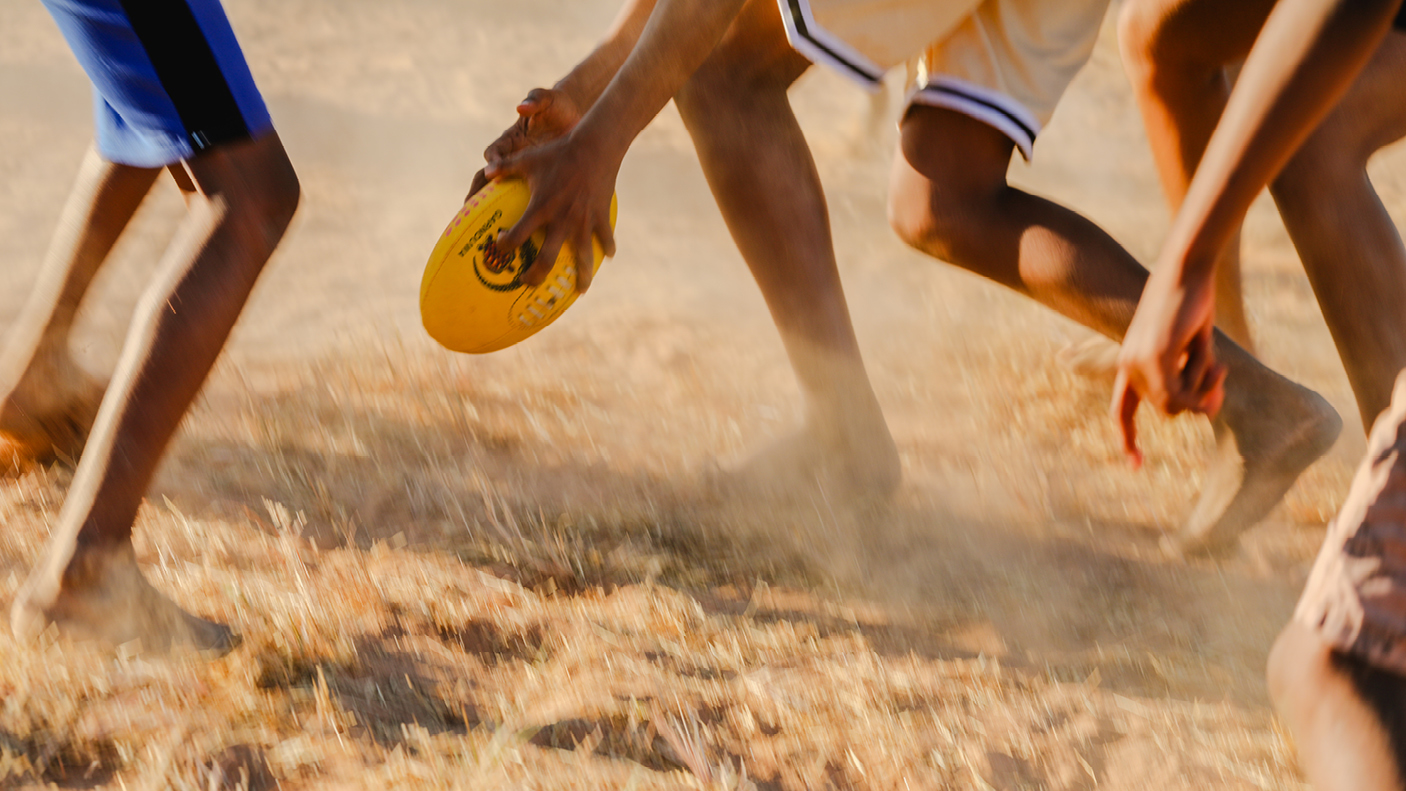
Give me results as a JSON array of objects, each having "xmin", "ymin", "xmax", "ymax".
[
  {"xmin": 808, "ymin": 391, "xmax": 887, "ymax": 439},
  {"xmin": 54, "ymin": 538, "xmax": 133, "ymax": 587}
]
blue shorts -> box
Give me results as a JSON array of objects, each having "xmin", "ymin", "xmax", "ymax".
[{"xmin": 41, "ymin": 0, "xmax": 273, "ymax": 168}]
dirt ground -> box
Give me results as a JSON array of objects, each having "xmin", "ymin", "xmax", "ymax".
[{"xmin": 2, "ymin": 0, "xmax": 1405, "ymax": 788}]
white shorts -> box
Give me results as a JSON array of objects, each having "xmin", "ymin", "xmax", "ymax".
[{"xmin": 778, "ymin": 0, "xmax": 1110, "ymax": 159}]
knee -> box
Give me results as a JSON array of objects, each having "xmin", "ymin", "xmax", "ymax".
[
  {"xmin": 229, "ymin": 141, "xmax": 301, "ymax": 251},
  {"xmin": 1268, "ymin": 622, "xmax": 1337, "ymax": 714},
  {"xmin": 677, "ymin": 63, "xmax": 773, "ymax": 123},
  {"xmin": 674, "ymin": 71, "xmax": 734, "ymax": 126},
  {"xmin": 1117, "ymin": 0, "xmax": 1159, "ymax": 80},
  {"xmin": 1117, "ymin": 0, "xmax": 1216, "ymax": 92},
  {"xmin": 887, "ymin": 105, "xmax": 1018, "ymax": 265},
  {"xmin": 887, "ymin": 163, "xmax": 998, "ymax": 265},
  {"xmin": 1273, "ymin": 131, "xmax": 1367, "ymax": 201},
  {"xmin": 676, "ymin": 43, "xmax": 801, "ymax": 124},
  {"xmin": 888, "ymin": 185, "xmax": 957, "ymax": 260}
]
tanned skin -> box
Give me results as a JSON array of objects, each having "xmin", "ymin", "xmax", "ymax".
[
  {"xmin": 479, "ymin": 0, "xmax": 1339, "ymax": 552},
  {"xmin": 5, "ymin": 132, "xmax": 299, "ymax": 651},
  {"xmin": 1121, "ymin": 0, "xmax": 1406, "ymax": 429},
  {"xmin": 1111, "ymin": 1, "xmax": 1405, "ymax": 785},
  {"xmin": 481, "ymin": 0, "xmax": 901, "ymax": 499}
]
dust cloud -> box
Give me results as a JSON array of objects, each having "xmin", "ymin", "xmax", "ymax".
[{"xmin": 0, "ymin": 0, "xmax": 1398, "ymax": 788}]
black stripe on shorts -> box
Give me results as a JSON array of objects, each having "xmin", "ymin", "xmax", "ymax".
[
  {"xmin": 920, "ymin": 82, "xmax": 1039, "ymax": 147},
  {"xmin": 118, "ymin": 0, "xmax": 250, "ymax": 153},
  {"xmin": 784, "ymin": 0, "xmax": 885, "ymax": 85}
]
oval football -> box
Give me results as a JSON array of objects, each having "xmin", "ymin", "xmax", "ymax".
[{"xmin": 419, "ymin": 179, "xmax": 617, "ymax": 354}]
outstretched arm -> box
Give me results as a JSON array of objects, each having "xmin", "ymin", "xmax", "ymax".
[
  {"xmin": 483, "ymin": 0, "xmax": 749, "ymax": 291},
  {"xmin": 1113, "ymin": 0, "xmax": 1400, "ymax": 464},
  {"xmin": 548, "ymin": 0, "xmax": 660, "ymax": 112},
  {"xmin": 1166, "ymin": 0, "xmax": 1398, "ymax": 278},
  {"xmin": 469, "ymin": 0, "xmax": 659, "ymax": 197}
]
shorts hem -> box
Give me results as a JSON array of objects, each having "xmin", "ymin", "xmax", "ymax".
[
  {"xmin": 906, "ymin": 75, "xmax": 1041, "ymax": 160},
  {"xmin": 97, "ymin": 143, "xmax": 191, "ymax": 169},
  {"xmin": 777, "ymin": 0, "xmax": 886, "ymax": 89}
]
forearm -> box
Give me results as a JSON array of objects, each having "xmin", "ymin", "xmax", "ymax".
[
  {"xmin": 554, "ymin": 0, "xmax": 660, "ymax": 109},
  {"xmin": 572, "ymin": 0, "xmax": 749, "ymax": 163},
  {"xmin": 1162, "ymin": 0, "xmax": 1398, "ymax": 283}
]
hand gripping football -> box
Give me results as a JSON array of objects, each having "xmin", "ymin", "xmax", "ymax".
[{"xmin": 420, "ymin": 179, "xmax": 617, "ymax": 353}]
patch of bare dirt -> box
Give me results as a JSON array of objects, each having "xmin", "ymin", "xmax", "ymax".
[{"xmin": 3, "ymin": 0, "xmax": 1393, "ymax": 788}]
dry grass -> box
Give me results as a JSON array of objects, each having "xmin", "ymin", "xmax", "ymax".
[
  {"xmin": 0, "ymin": 1, "xmax": 1376, "ymax": 786},
  {"xmin": 0, "ymin": 341, "xmax": 1332, "ymax": 790}
]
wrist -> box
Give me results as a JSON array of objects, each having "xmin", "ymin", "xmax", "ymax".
[
  {"xmin": 1174, "ymin": 253, "xmax": 1217, "ymax": 287},
  {"xmin": 554, "ymin": 36, "xmax": 631, "ymax": 112},
  {"xmin": 1155, "ymin": 233, "xmax": 1219, "ymax": 288},
  {"xmin": 552, "ymin": 75, "xmax": 593, "ymax": 112},
  {"xmin": 569, "ymin": 116, "xmax": 630, "ymax": 168}
]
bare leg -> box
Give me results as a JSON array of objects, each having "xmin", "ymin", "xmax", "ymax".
[
  {"xmin": 1270, "ymin": 33, "xmax": 1406, "ymax": 426},
  {"xmin": 1062, "ymin": 229, "xmax": 1256, "ymax": 375},
  {"xmin": 1062, "ymin": 4, "xmax": 1257, "ymax": 376},
  {"xmin": 888, "ymin": 106, "xmax": 1340, "ymax": 556},
  {"xmin": 11, "ymin": 132, "xmax": 299, "ymax": 650},
  {"xmin": 1120, "ymin": 0, "xmax": 1278, "ymax": 354},
  {"xmin": 1269, "ymin": 622, "xmax": 1405, "ymax": 791},
  {"xmin": 0, "ymin": 148, "xmax": 161, "ymax": 474},
  {"xmin": 1214, "ymin": 229, "xmax": 1254, "ymax": 351},
  {"xmin": 673, "ymin": 0, "xmax": 900, "ymax": 500},
  {"xmin": 1213, "ymin": 61, "xmax": 1256, "ymax": 349},
  {"xmin": 1125, "ymin": 0, "xmax": 1406, "ymax": 431}
]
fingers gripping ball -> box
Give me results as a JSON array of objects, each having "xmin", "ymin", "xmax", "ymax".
[{"xmin": 420, "ymin": 179, "xmax": 617, "ymax": 354}]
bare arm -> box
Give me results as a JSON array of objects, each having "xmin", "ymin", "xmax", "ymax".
[
  {"xmin": 553, "ymin": 0, "xmax": 660, "ymax": 111},
  {"xmin": 472, "ymin": 0, "xmax": 657, "ymax": 190},
  {"xmin": 469, "ymin": 0, "xmax": 658, "ymax": 201},
  {"xmin": 1113, "ymin": 0, "xmax": 1400, "ymax": 462},
  {"xmin": 1164, "ymin": 0, "xmax": 1399, "ymax": 282},
  {"xmin": 483, "ymin": 0, "xmax": 750, "ymax": 291},
  {"xmin": 561, "ymin": 0, "xmax": 750, "ymax": 165}
]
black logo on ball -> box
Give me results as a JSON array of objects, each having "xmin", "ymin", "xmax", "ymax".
[{"xmin": 473, "ymin": 232, "xmax": 539, "ymax": 292}]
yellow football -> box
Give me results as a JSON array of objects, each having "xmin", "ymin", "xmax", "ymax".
[{"xmin": 419, "ymin": 179, "xmax": 617, "ymax": 354}]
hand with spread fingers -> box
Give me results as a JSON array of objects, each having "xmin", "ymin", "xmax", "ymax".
[
  {"xmin": 480, "ymin": 125, "xmax": 620, "ymax": 294},
  {"xmin": 1112, "ymin": 263, "xmax": 1227, "ymax": 468},
  {"xmin": 1107, "ymin": 0, "xmax": 1402, "ymax": 470},
  {"xmin": 465, "ymin": 0, "xmax": 752, "ymax": 294},
  {"xmin": 467, "ymin": 88, "xmax": 584, "ymax": 200}
]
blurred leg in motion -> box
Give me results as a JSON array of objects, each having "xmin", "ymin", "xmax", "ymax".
[
  {"xmin": 0, "ymin": 149, "xmax": 160, "ymax": 474},
  {"xmin": 11, "ymin": 0, "xmax": 299, "ymax": 651},
  {"xmin": 1269, "ymin": 623, "xmax": 1406, "ymax": 791},
  {"xmin": 1269, "ymin": 32, "xmax": 1406, "ymax": 426},
  {"xmin": 674, "ymin": 0, "xmax": 900, "ymax": 500},
  {"xmin": 11, "ymin": 131, "xmax": 299, "ymax": 651},
  {"xmin": 883, "ymin": 0, "xmax": 1340, "ymax": 557},
  {"xmin": 1270, "ymin": 373, "xmax": 1406, "ymax": 791},
  {"xmin": 1118, "ymin": 0, "xmax": 1278, "ymax": 354},
  {"xmin": 1121, "ymin": 0, "xmax": 1406, "ymax": 429},
  {"xmin": 888, "ymin": 104, "xmax": 1339, "ymax": 558}
]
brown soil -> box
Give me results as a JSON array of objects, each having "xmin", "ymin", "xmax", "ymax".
[{"xmin": 3, "ymin": 1, "xmax": 1400, "ymax": 788}]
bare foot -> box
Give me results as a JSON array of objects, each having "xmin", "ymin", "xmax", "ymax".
[
  {"xmin": 11, "ymin": 542, "xmax": 238, "ymax": 654},
  {"xmin": 709, "ymin": 415, "xmax": 901, "ymax": 505},
  {"xmin": 1165, "ymin": 379, "xmax": 1342, "ymax": 559},
  {"xmin": 0, "ymin": 359, "xmax": 105, "ymax": 475},
  {"xmin": 1055, "ymin": 335, "xmax": 1121, "ymax": 382}
]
